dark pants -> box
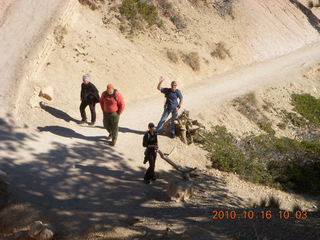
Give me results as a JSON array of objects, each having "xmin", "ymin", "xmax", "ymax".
[
  {"xmin": 144, "ymin": 149, "xmax": 157, "ymax": 181},
  {"xmin": 103, "ymin": 112, "xmax": 120, "ymax": 144},
  {"xmin": 80, "ymin": 98, "xmax": 96, "ymax": 123}
]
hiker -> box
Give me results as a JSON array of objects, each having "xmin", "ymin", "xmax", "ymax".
[
  {"xmin": 100, "ymin": 83, "xmax": 125, "ymax": 146},
  {"xmin": 143, "ymin": 122, "xmax": 158, "ymax": 184},
  {"xmin": 79, "ymin": 74, "xmax": 100, "ymax": 125},
  {"xmin": 156, "ymin": 76, "xmax": 183, "ymax": 138}
]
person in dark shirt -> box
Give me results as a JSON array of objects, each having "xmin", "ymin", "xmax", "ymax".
[
  {"xmin": 156, "ymin": 76, "xmax": 183, "ymax": 138},
  {"xmin": 79, "ymin": 74, "xmax": 100, "ymax": 125},
  {"xmin": 143, "ymin": 122, "xmax": 158, "ymax": 184}
]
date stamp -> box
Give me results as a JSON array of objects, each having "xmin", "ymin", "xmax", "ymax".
[{"xmin": 210, "ymin": 209, "xmax": 308, "ymax": 220}]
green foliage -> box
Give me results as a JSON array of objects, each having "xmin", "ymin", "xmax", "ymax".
[
  {"xmin": 291, "ymin": 93, "xmax": 320, "ymax": 126},
  {"xmin": 120, "ymin": 0, "xmax": 138, "ymax": 21},
  {"xmin": 257, "ymin": 120, "xmax": 275, "ymax": 135},
  {"xmin": 195, "ymin": 126, "xmax": 272, "ymax": 185},
  {"xmin": 196, "ymin": 124, "xmax": 320, "ymax": 195},
  {"xmin": 281, "ymin": 110, "xmax": 307, "ymax": 128},
  {"xmin": 119, "ymin": 0, "xmax": 161, "ymax": 27}
]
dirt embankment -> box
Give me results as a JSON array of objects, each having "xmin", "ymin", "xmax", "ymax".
[{"xmin": 0, "ymin": 0, "xmax": 319, "ymax": 121}]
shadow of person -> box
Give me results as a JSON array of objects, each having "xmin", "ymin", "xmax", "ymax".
[
  {"xmin": 118, "ymin": 127, "xmax": 145, "ymax": 135},
  {"xmin": 37, "ymin": 125, "xmax": 106, "ymax": 142},
  {"xmin": 39, "ymin": 102, "xmax": 79, "ymax": 123}
]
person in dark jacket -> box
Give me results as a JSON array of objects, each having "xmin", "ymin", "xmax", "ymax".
[
  {"xmin": 143, "ymin": 122, "xmax": 158, "ymax": 184},
  {"xmin": 79, "ymin": 74, "xmax": 100, "ymax": 125}
]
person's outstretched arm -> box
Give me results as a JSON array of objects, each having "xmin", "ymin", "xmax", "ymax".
[{"xmin": 157, "ymin": 76, "xmax": 164, "ymax": 91}]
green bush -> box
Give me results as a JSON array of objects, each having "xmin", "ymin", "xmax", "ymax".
[
  {"xmin": 291, "ymin": 93, "xmax": 320, "ymax": 126},
  {"xmin": 119, "ymin": 0, "xmax": 161, "ymax": 27},
  {"xmin": 196, "ymin": 124, "xmax": 320, "ymax": 195},
  {"xmin": 195, "ymin": 126, "xmax": 272, "ymax": 184}
]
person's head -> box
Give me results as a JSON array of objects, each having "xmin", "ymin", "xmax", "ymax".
[
  {"xmin": 82, "ymin": 74, "xmax": 90, "ymax": 85},
  {"xmin": 107, "ymin": 83, "xmax": 114, "ymax": 94},
  {"xmin": 148, "ymin": 122, "xmax": 155, "ymax": 132},
  {"xmin": 171, "ymin": 81, "xmax": 177, "ymax": 91}
]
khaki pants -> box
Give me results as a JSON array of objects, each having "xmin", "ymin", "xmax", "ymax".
[{"xmin": 103, "ymin": 112, "xmax": 119, "ymax": 144}]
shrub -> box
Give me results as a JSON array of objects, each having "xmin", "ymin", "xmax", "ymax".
[
  {"xmin": 291, "ymin": 93, "xmax": 320, "ymax": 126},
  {"xmin": 234, "ymin": 93, "xmax": 275, "ymax": 134},
  {"xmin": 167, "ymin": 50, "xmax": 179, "ymax": 63},
  {"xmin": 211, "ymin": 42, "xmax": 231, "ymax": 60},
  {"xmin": 53, "ymin": 25, "xmax": 67, "ymax": 45},
  {"xmin": 119, "ymin": 0, "xmax": 161, "ymax": 28},
  {"xmin": 257, "ymin": 120, "xmax": 275, "ymax": 135},
  {"xmin": 281, "ymin": 109, "xmax": 308, "ymax": 128},
  {"xmin": 120, "ymin": 0, "xmax": 138, "ymax": 22},
  {"xmin": 196, "ymin": 124, "xmax": 320, "ymax": 195},
  {"xmin": 182, "ymin": 52, "xmax": 200, "ymax": 71},
  {"xmin": 170, "ymin": 15, "xmax": 187, "ymax": 29},
  {"xmin": 79, "ymin": 0, "xmax": 105, "ymax": 10},
  {"xmin": 194, "ymin": 126, "xmax": 272, "ymax": 184},
  {"xmin": 212, "ymin": 0, "xmax": 235, "ymax": 18},
  {"xmin": 159, "ymin": 0, "xmax": 173, "ymax": 16}
]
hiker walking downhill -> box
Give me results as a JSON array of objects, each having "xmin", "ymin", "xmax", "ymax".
[
  {"xmin": 156, "ymin": 76, "xmax": 183, "ymax": 138},
  {"xmin": 100, "ymin": 83, "xmax": 125, "ymax": 146},
  {"xmin": 79, "ymin": 74, "xmax": 100, "ymax": 125},
  {"xmin": 143, "ymin": 122, "xmax": 158, "ymax": 184}
]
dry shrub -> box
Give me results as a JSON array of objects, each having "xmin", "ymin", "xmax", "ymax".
[
  {"xmin": 53, "ymin": 25, "xmax": 67, "ymax": 45},
  {"xmin": 167, "ymin": 49, "xmax": 179, "ymax": 63},
  {"xmin": 157, "ymin": 0, "xmax": 187, "ymax": 29},
  {"xmin": 170, "ymin": 15, "xmax": 187, "ymax": 29},
  {"xmin": 79, "ymin": 0, "xmax": 105, "ymax": 10},
  {"xmin": 212, "ymin": 0, "xmax": 234, "ymax": 18},
  {"xmin": 188, "ymin": 0, "xmax": 210, "ymax": 6},
  {"xmin": 182, "ymin": 52, "xmax": 200, "ymax": 71},
  {"xmin": 211, "ymin": 41, "xmax": 231, "ymax": 60}
]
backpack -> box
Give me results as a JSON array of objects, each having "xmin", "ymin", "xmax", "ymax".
[{"xmin": 104, "ymin": 89, "xmax": 117, "ymax": 101}]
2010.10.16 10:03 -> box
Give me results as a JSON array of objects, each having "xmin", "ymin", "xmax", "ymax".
[{"xmin": 211, "ymin": 210, "xmax": 308, "ymax": 220}]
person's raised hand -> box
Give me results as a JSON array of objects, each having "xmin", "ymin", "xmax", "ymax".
[{"xmin": 159, "ymin": 76, "xmax": 164, "ymax": 82}]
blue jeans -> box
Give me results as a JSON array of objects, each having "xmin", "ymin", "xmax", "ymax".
[{"xmin": 156, "ymin": 108, "xmax": 178, "ymax": 135}]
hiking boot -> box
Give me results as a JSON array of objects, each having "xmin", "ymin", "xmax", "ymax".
[
  {"xmin": 88, "ymin": 121, "xmax": 95, "ymax": 126},
  {"xmin": 78, "ymin": 120, "xmax": 87, "ymax": 124},
  {"xmin": 109, "ymin": 141, "xmax": 116, "ymax": 146},
  {"xmin": 144, "ymin": 179, "xmax": 150, "ymax": 184},
  {"xmin": 169, "ymin": 134, "xmax": 176, "ymax": 139},
  {"xmin": 106, "ymin": 134, "xmax": 112, "ymax": 140}
]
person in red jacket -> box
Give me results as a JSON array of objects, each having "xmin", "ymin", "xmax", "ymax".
[{"xmin": 100, "ymin": 83, "xmax": 125, "ymax": 146}]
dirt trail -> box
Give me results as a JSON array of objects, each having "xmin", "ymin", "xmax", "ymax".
[{"xmin": 1, "ymin": 40, "xmax": 320, "ymax": 238}]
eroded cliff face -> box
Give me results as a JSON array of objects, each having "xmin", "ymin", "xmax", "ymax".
[{"xmin": 234, "ymin": 0, "xmax": 320, "ymax": 61}]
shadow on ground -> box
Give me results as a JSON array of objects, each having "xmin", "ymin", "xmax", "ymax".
[
  {"xmin": 39, "ymin": 102, "xmax": 79, "ymax": 124},
  {"xmin": 0, "ymin": 118, "xmax": 319, "ymax": 240}
]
